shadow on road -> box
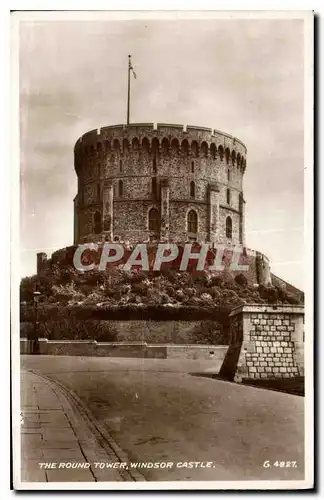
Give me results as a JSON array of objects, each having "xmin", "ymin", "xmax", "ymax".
[{"xmin": 188, "ymin": 372, "xmax": 305, "ymax": 397}]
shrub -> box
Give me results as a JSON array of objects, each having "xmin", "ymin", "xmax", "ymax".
[
  {"xmin": 276, "ymin": 286, "xmax": 288, "ymax": 302},
  {"xmin": 200, "ymin": 293, "xmax": 213, "ymax": 303},
  {"xmin": 131, "ymin": 281, "xmax": 149, "ymax": 296},
  {"xmin": 265, "ymin": 286, "xmax": 279, "ymax": 303},
  {"xmin": 209, "ymin": 275, "xmax": 223, "ymax": 287},
  {"xmin": 234, "ymin": 273, "xmax": 248, "ymax": 287},
  {"xmin": 286, "ymin": 293, "xmax": 300, "ymax": 305},
  {"xmin": 20, "ymin": 322, "xmax": 34, "ymax": 338},
  {"xmin": 192, "ymin": 273, "xmax": 209, "ymax": 286},
  {"xmin": 38, "ymin": 316, "xmax": 118, "ymax": 342},
  {"xmin": 209, "ymin": 286, "xmax": 221, "ymax": 300}
]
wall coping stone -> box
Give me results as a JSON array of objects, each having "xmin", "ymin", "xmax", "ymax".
[
  {"xmin": 229, "ymin": 303, "xmax": 304, "ymax": 317},
  {"xmin": 21, "ymin": 338, "xmax": 227, "ymax": 349}
]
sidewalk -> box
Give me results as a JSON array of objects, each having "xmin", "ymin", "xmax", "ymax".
[{"xmin": 20, "ymin": 370, "xmax": 136, "ymax": 483}]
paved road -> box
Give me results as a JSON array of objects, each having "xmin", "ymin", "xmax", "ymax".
[{"xmin": 21, "ymin": 355, "xmax": 304, "ymax": 482}]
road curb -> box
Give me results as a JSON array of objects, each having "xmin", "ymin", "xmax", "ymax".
[{"xmin": 26, "ymin": 370, "xmax": 146, "ymax": 482}]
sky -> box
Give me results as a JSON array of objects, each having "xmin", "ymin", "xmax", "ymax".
[{"xmin": 19, "ymin": 14, "xmax": 305, "ymax": 289}]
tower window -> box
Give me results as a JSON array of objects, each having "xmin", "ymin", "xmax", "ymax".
[
  {"xmin": 152, "ymin": 177, "xmax": 157, "ymax": 198},
  {"xmin": 187, "ymin": 209, "xmax": 198, "ymax": 234},
  {"xmin": 97, "ymin": 183, "xmax": 101, "ymax": 202},
  {"xmin": 118, "ymin": 179, "xmax": 124, "ymax": 197},
  {"xmin": 191, "ymin": 161, "xmax": 194, "ymax": 173},
  {"xmin": 94, "ymin": 211, "xmax": 102, "ymax": 234},
  {"xmin": 153, "ymin": 156, "xmax": 157, "ymax": 174},
  {"xmin": 148, "ymin": 208, "xmax": 160, "ymax": 233},
  {"xmin": 226, "ymin": 188, "xmax": 231, "ymax": 205},
  {"xmin": 226, "ymin": 216, "xmax": 232, "ymax": 239},
  {"xmin": 119, "ymin": 160, "xmax": 123, "ymax": 173},
  {"xmin": 190, "ymin": 181, "xmax": 195, "ymax": 198},
  {"xmin": 227, "ymin": 169, "xmax": 230, "ymax": 182}
]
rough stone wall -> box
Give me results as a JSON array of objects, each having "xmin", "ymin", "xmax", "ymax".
[
  {"xmin": 74, "ymin": 124, "xmax": 247, "ymax": 245},
  {"xmin": 219, "ymin": 304, "xmax": 305, "ymax": 382},
  {"xmin": 113, "ymin": 319, "xmax": 224, "ymax": 344}
]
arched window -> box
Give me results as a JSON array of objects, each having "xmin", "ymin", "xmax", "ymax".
[
  {"xmin": 94, "ymin": 211, "xmax": 102, "ymax": 234},
  {"xmin": 226, "ymin": 216, "xmax": 232, "ymax": 239},
  {"xmin": 181, "ymin": 139, "xmax": 189, "ymax": 156},
  {"xmin": 201, "ymin": 141, "xmax": 208, "ymax": 158},
  {"xmin": 191, "ymin": 161, "xmax": 194, "ymax": 173},
  {"xmin": 142, "ymin": 137, "xmax": 150, "ymax": 153},
  {"xmin": 191, "ymin": 141, "xmax": 198, "ymax": 158},
  {"xmin": 152, "ymin": 138, "xmax": 159, "ymax": 155},
  {"xmin": 225, "ymin": 148, "xmax": 230, "ymax": 164},
  {"xmin": 152, "ymin": 177, "xmax": 157, "ymax": 198},
  {"xmin": 113, "ymin": 139, "xmax": 120, "ymax": 152},
  {"xmin": 161, "ymin": 138, "xmax": 169, "ymax": 154},
  {"xmin": 226, "ymin": 188, "xmax": 231, "ymax": 205},
  {"xmin": 148, "ymin": 208, "xmax": 160, "ymax": 233},
  {"xmin": 187, "ymin": 210, "xmax": 198, "ymax": 234},
  {"xmin": 153, "ymin": 156, "xmax": 157, "ymax": 174},
  {"xmin": 190, "ymin": 181, "xmax": 195, "ymax": 198},
  {"xmin": 119, "ymin": 160, "xmax": 123, "ymax": 173},
  {"xmin": 118, "ymin": 180, "xmax": 124, "ymax": 198},
  {"xmin": 171, "ymin": 138, "xmax": 179, "ymax": 153},
  {"xmin": 210, "ymin": 143, "xmax": 217, "ymax": 159},
  {"xmin": 132, "ymin": 137, "xmax": 140, "ymax": 150}
]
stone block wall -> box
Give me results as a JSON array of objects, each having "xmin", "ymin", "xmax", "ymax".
[
  {"xmin": 219, "ymin": 304, "xmax": 304, "ymax": 382},
  {"xmin": 112, "ymin": 319, "xmax": 224, "ymax": 344},
  {"xmin": 244, "ymin": 312, "xmax": 299, "ymax": 379}
]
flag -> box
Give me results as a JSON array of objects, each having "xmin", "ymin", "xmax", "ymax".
[
  {"xmin": 129, "ymin": 55, "xmax": 137, "ymax": 79},
  {"xmin": 130, "ymin": 63, "xmax": 137, "ymax": 79}
]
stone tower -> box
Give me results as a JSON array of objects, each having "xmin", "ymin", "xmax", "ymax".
[{"xmin": 73, "ymin": 123, "xmax": 247, "ymax": 245}]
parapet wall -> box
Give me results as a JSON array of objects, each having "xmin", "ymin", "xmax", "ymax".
[
  {"xmin": 75, "ymin": 123, "xmax": 247, "ymax": 158},
  {"xmin": 20, "ymin": 339, "xmax": 228, "ymax": 361}
]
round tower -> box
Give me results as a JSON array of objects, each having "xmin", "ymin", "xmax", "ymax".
[{"xmin": 73, "ymin": 123, "xmax": 247, "ymax": 245}]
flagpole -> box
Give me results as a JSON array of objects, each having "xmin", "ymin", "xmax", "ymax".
[{"xmin": 127, "ymin": 55, "xmax": 131, "ymax": 125}]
